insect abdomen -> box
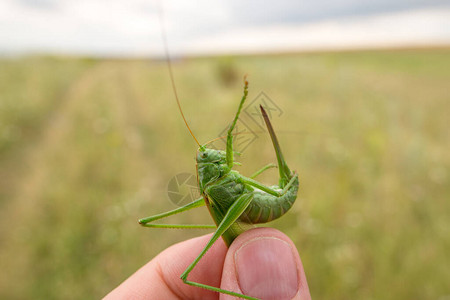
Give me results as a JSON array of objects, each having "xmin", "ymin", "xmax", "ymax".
[{"xmin": 241, "ymin": 176, "xmax": 299, "ymax": 223}]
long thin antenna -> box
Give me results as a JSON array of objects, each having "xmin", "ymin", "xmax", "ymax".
[{"xmin": 157, "ymin": 2, "xmax": 201, "ymax": 147}]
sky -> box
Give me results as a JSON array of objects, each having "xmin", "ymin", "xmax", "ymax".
[{"xmin": 0, "ymin": 0, "xmax": 449, "ymax": 57}]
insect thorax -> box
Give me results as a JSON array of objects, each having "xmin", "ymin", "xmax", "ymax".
[{"xmin": 196, "ymin": 148, "xmax": 230, "ymax": 192}]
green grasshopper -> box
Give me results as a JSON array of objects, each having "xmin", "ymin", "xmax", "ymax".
[{"xmin": 139, "ymin": 77, "xmax": 299, "ymax": 300}]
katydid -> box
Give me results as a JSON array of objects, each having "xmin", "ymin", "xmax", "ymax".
[{"xmin": 138, "ymin": 77, "xmax": 299, "ymax": 300}]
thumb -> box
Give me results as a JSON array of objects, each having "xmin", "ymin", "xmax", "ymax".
[{"xmin": 220, "ymin": 228, "xmax": 311, "ymax": 300}]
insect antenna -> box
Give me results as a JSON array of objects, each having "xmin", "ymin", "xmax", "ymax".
[{"xmin": 158, "ymin": 2, "xmax": 201, "ymax": 148}]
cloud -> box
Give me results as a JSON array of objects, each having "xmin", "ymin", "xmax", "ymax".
[
  {"xmin": 226, "ymin": 0, "xmax": 449, "ymax": 25},
  {"xmin": 15, "ymin": 0, "xmax": 59, "ymax": 10},
  {"xmin": 0, "ymin": 0, "xmax": 162, "ymax": 55},
  {"xmin": 182, "ymin": 7, "xmax": 450, "ymax": 55},
  {"xmin": 0, "ymin": 0, "xmax": 449, "ymax": 56}
]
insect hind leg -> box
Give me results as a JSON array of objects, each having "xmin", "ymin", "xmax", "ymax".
[{"xmin": 179, "ymin": 193, "xmax": 258, "ymax": 300}]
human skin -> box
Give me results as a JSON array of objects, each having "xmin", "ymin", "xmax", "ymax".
[{"xmin": 105, "ymin": 227, "xmax": 311, "ymax": 300}]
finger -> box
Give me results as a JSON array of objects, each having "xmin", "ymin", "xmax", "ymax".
[
  {"xmin": 220, "ymin": 227, "xmax": 311, "ymax": 300},
  {"xmin": 104, "ymin": 233, "xmax": 227, "ymax": 300}
]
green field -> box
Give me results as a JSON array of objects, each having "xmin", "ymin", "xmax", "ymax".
[{"xmin": 0, "ymin": 49, "xmax": 449, "ymax": 299}]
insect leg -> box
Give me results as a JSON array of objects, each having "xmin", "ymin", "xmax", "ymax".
[
  {"xmin": 226, "ymin": 78, "xmax": 249, "ymax": 169},
  {"xmin": 180, "ymin": 193, "xmax": 259, "ymax": 300},
  {"xmin": 241, "ymin": 172, "xmax": 299, "ymax": 198},
  {"xmin": 281, "ymin": 172, "xmax": 299, "ymax": 195},
  {"xmin": 139, "ymin": 197, "xmax": 216, "ymax": 229},
  {"xmin": 250, "ymin": 163, "xmax": 277, "ymax": 179},
  {"xmin": 241, "ymin": 176, "xmax": 282, "ymax": 196}
]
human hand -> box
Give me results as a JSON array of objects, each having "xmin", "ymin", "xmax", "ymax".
[{"xmin": 105, "ymin": 227, "xmax": 311, "ymax": 300}]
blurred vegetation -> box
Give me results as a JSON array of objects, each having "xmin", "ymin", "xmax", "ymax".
[
  {"xmin": 0, "ymin": 49, "xmax": 449, "ymax": 299},
  {"xmin": 214, "ymin": 56, "xmax": 239, "ymax": 87}
]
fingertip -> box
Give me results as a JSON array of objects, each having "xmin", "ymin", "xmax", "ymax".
[{"xmin": 220, "ymin": 228, "xmax": 311, "ymax": 300}]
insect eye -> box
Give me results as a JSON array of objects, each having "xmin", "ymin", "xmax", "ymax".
[{"xmin": 202, "ymin": 152, "xmax": 208, "ymax": 158}]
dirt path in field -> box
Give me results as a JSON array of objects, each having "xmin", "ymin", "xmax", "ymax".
[
  {"xmin": 0, "ymin": 61, "xmax": 125, "ymax": 294},
  {"xmin": 3, "ymin": 62, "xmax": 110, "ymax": 217},
  {"xmin": 0, "ymin": 60, "xmax": 164, "ymax": 298}
]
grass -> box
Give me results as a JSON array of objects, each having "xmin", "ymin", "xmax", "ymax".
[{"xmin": 0, "ymin": 49, "xmax": 449, "ymax": 299}]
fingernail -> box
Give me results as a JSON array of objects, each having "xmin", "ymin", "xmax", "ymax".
[{"xmin": 235, "ymin": 237, "xmax": 299, "ymax": 299}]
